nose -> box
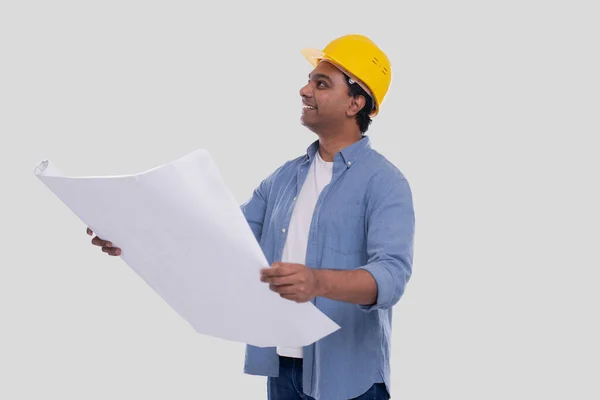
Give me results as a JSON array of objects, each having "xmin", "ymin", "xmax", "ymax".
[{"xmin": 299, "ymin": 81, "xmax": 312, "ymax": 98}]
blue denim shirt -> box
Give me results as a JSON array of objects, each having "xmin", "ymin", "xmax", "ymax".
[{"xmin": 241, "ymin": 136, "xmax": 415, "ymax": 400}]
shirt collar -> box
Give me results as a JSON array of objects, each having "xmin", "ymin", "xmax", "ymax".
[{"xmin": 305, "ymin": 135, "xmax": 371, "ymax": 168}]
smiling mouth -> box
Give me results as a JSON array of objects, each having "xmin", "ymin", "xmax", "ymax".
[{"xmin": 302, "ymin": 105, "xmax": 316, "ymax": 111}]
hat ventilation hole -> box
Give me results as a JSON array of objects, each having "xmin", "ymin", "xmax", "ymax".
[{"xmin": 372, "ymin": 57, "xmax": 388, "ymax": 75}]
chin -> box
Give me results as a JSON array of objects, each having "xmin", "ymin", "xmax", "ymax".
[
  {"xmin": 300, "ymin": 118, "xmax": 316, "ymax": 132},
  {"xmin": 300, "ymin": 113, "xmax": 316, "ymax": 126},
  {"xmin": 300, "ymin": 115, "xmax": 309, "ymax": 127}
]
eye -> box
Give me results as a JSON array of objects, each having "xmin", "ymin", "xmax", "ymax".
[{"xmin": 317, "ymin": 80, "xmax": 327, "ymax": 88}]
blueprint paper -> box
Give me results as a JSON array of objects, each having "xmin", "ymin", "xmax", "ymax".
[{"xmin": 34, "ymin": 149, "xmax": 340, "ymax": 347}]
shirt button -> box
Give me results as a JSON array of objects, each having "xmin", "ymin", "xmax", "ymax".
[
  {"xmin": 282, "ymin": 228, "xmax": 286, "ymax": 233},
  {"xmin": 293, "ymin": 197, "xmax": 297, "ymax": 201},
  {"xmin": 347, "ymin": 161, "xmax": 352, "ymax": 166}
]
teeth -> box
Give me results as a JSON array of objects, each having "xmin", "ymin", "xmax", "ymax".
[{"xmin": 303, "ymin": 105, "xmax": 315, "ymax": 110}]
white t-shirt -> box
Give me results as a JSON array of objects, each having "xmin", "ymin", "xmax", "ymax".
[{"xmin": 277, "ymin": 149, "xmax": 333, "ymax": 358}]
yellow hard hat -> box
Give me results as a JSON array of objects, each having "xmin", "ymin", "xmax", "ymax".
[{"xmin": 301, "ymin": 34, "xmax": 392, "ymax": 117}]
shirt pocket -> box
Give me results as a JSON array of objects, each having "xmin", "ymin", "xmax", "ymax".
[{"xmin": 321, "ymin": 203, "xmax": 366, "ymax": 255}]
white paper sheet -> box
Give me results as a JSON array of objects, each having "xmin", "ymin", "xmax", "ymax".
[{"xmin": 34, "ymin": 149, "xmax": 340, "ymax": 347}]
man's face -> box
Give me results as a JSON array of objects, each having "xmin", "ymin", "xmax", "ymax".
[{"xmin": 299, "ymin": 61, "xmax": 354, "ymax": 133}]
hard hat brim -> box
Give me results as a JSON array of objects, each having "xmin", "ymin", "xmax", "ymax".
[{"xmin": 301, "ymin": 48, "xmax": 324, "ymax": 67}]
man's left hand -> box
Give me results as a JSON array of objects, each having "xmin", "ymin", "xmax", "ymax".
[{"xmin": 260, "ymin": 262, "xmax": 320, "ymax": 303}]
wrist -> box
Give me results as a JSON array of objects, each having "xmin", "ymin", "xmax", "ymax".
[{"xmin": 313, "ymin": 269, "xmax": 330, "ymax": 298}]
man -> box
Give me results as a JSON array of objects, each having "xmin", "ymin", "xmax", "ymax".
[{"xmin": 88, "ymin": 34, "xmax": 415, "ymax": 400}]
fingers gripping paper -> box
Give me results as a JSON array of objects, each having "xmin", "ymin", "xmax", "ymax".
[{"xmin": 34, "ymin": 149, "xmax": 340, "ymax": 347}]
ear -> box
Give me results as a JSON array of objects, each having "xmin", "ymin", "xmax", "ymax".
[{"xmin": 346, "ymin": 95, "xmax": 366, "ymax": 117}]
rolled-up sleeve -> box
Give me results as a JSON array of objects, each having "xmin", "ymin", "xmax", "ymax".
[{"xmin": 358, "ymin": 178, "xmax": 415, "ymax": 312}]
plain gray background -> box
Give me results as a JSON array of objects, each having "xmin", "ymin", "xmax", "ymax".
[{"xmin": 1, "ymin": 0, "xmax": 598, "ymax": 399}]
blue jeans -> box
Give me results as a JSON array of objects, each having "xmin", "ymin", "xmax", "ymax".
[{"xmin": 267, "ymin": 356, "xmax": 389, "ymax": 400}]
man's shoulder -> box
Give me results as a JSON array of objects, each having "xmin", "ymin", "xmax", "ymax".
[
  {"xmin": 362, "ymin": 149, "xmax": 413, "ymax": 209},
  {"xmin": 262, "ymin": 154, "xmax": 305, "ymax": 183},
  {"xmin": 275, "ymin": 154, "xmax": 305, "ymax": 174},
  {"xmin": 365, "ymin": 148, "xmax": 409, "ymax": 186}
]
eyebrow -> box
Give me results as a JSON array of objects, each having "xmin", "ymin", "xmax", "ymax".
[{"xmin": 308, "ymin": 73, "xmax": 333, "ymax": 84}]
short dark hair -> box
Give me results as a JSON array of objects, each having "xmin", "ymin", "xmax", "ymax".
[{"xmin": 343, "ymin": 74, "xmax": 373, "ymax": 134}]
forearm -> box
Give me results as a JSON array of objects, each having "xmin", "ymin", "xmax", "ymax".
[{"xmin": 314, "ymin": 269, "xmax": 378, "ymax": 306}]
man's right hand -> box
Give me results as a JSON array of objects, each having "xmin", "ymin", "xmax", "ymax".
[{"xmin": 87, "ymin": 228, "xmax": 122, "ymax": 256}]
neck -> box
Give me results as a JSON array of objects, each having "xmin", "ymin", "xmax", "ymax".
[{"xmin": 316, "ymin": 130, "xmax": 362, "ymax": 162}]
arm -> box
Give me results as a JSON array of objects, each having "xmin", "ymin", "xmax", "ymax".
[
  {"xmin": 261, "ymin": 178, "xmax": 415, "ymax": 307},
  {"xmin": 314, "ymin": 177, "xmax": 414, "ymax": 306},
  {"xmin": 356, "ymin": 178, "xmax": 415, "ymax": 311},
  {"xmin": 314, "ymin": 268, "xmax": 378, "ymax": 306},
  {"xmin": 240, "ymin": 164, "xmax": 284, "ymax": 242}
]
